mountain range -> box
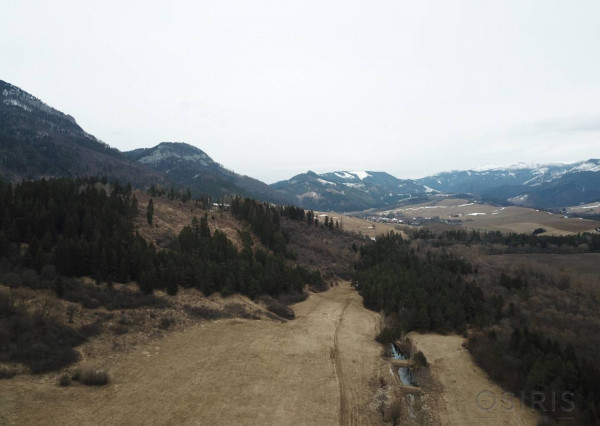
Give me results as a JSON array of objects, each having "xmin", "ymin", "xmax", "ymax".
[
  {"xmin": 0, "ymin": 80, "xmax": 283, "ymax": 202},
  {"xmin": 124, "ymin": 142, "xmax": 287, "ymax": 203},
  {"xmin": 271, "ymin": 171, "xmax": 430, "ymax": 212},
  {"xmin": 1, "ymin": 79, "xmax": 599, "ymax": 212}
]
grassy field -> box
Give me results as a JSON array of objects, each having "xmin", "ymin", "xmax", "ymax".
[
  {"xmin": 409, "ymin": 333, "xmax": 538, "ymax": 426},
  {"xmin": 566, "ymin": 202, "xmax": 600, "ymax": 215},
  {"xmin": 0, "ymin": 283, "xmax": 385, "ymax": 426},
  {"xmin": 315, "ymin": 211, "xmax": 406, "ymax": 239},
  {"xmin": 379, "ymin": 198, "xmax": 600, "ymax": 235}
]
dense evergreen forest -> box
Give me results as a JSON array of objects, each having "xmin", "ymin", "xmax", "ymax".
[
  {"xmin": 0, "ymin": 178, "xmax": 322, "ymax": 297},
  {"xmin": 418, "ymin": 228, "xmax": 600, "ymax": 252},
  {"xmin": 352, "ymin": 232, "xmax": 485, "ymax": 333},
  {"xmin": 353, "ymin": 232, "xmax": 600, "ymax": 423},
  {"xmin": 0, "ymin": 178, "xmax": 323, "ymax": 373}
]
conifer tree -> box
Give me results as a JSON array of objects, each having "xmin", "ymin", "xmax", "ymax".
[{"xmin": 146, "ymin": 199, "xmax": 154, "ymax": 225}]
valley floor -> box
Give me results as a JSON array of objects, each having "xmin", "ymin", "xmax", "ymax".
[
  {"xmin": 1, "ymin": 284, "xmax": 543, "ymax": 426},
  {"xmin": 0, "ymin": 283, "xmax": 382, "ymax": 425},
  {"xmin": 409, "ymin": 333, "xmax": 538, "ymax": 426}
]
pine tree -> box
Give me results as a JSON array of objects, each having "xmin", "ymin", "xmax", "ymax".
[{"xmin": 146, "ymin": 199, "xmax": 154, "ymax": 225}]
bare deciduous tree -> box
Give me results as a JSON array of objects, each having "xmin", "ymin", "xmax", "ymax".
[{"xmin": 66, "ymin": 305, "xmax": 77, "ymax": 323}]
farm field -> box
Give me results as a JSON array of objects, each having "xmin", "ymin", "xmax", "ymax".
[
  {"xmin": 566, "ymin": 202, "xmax": 600, "ymax": 215},
  {"xmin": 380, "ymin": 198, "xmax": 600, "ymax": 235},
  {"xmin": 315, "ymin": 211, "xmax": 405, "ymax": 239}
]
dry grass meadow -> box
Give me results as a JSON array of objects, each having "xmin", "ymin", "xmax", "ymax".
[
  {"xmin": 0, "ymin": 283, "xmax": 386, "ymax": 426},
  {"xmin": 408, "ymin": 333, "xmax": 538, "ymax": 426},
  {"xmin": 380, "ymin": 198, "xmax": 599, "ymax": 235},
  {"xmin": 1, "ymin": 195, "xmax": 580, "ymax": 425}
]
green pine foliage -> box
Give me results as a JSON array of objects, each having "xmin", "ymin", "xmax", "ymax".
[
  {"xmin": 352, "ymin": 232, "xmax": 484, "ymax": 333},
  {"xmin": 0, "ymin": 178, "xmax": 323, "ymax": 302},
  {"xmin": 468, "ymin": 328, "xmax": 600, "ymax": 424}
]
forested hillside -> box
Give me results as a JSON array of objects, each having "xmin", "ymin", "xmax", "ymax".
[
  {"xmin": 0, "ymin": 178, "xmax": 323, "ymax": 373},
  {"xmin": 353, "ymin": 231, "xmax": 600, "ymax": 423}
]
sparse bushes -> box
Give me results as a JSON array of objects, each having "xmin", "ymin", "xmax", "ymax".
[
  {"xmin": 158, "ymin": 317, "xmax": 175, "ymax": 330},
  {"xmin": 72, "ymin": 368, "xmax": 110, "ymax": 386},
  {"xmin": 184, "ymin": 304, "xmax": 223, "ymax": 320},
  {"xmin": 276, "ymin": 291, "xmax": 307, "ymax": 305},
  {"xmin": 61, "ymin": 280, "xmax": 168, "ymax": 311},
  {"xmin": 58, "ymin": 372, "xmax": 71, "ymax": 386},
  {"xmin": 110, "ymin": 324, "xmax": 129, "ymax": 335},
  {"xmin": 413, "ymin": 351, "xmax": 428, "ymax": 368},
  {"xmin": 1, "ymin": 272, "xmax": 22, "ymax": 289},
  {"xmin": 386, "ymin": 397, "xmax": 402, "ymax": 425},
  {"xmin": 265, "ymin": 300, "xmax": 295, "ymax": 320},
  {"xmin": 0, "ymin": 366, "xmax": 17, "ymax": 379},
  {"xmin": 223, "ymin": 303, "xmax": 260, "ymax": 320},
  {"xmin": 79, "ymin": 321, "xmax": 103, "ymax": 338},
  {"xmin": 375, "ymin": 327, "xmax": 399, "ymax": 346},
  {"xmin": 0, "ymin": 291, "xmax": 83, "ymax": 373}
]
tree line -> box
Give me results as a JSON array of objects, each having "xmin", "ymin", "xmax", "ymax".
[
  {"xmin": 420, "ymin": 228, "xmax": 600, "ymax": 252},
  {"xmin": 0, "ymin": 178, "xmax": 324, "ymax": 299},
  {"xmin": 352, "ymin": 232, "xmax": 486, "ymax": 334},
  {"xmin": 353, "ymin": 230, "xmax": 600, "ymax": 423}
]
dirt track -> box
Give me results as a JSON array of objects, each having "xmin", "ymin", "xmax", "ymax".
[{"xmin": 0, "ymin": 283, "xmax": 382, "ymax": 425}]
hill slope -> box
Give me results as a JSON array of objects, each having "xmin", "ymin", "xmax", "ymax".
[
  {"xmin": 417, "ymin": 160, "xmax": 600, "ymax": 208},
  {"xmin": 271, "ymin": 170, "xmax": 428, "ymax": 212},
  {"xmin": 126, "ymin": 142, "xmax": 291, "ymax": 202},
  {"xmin": 0, "ymin": 80, "xmax": 163, "ymax": 187}
]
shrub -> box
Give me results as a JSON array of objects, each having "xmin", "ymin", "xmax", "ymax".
[
  {"xmin": 413, "ymin": 351, "xmax": 428, "ymax": 368},
  {"xmin": 184, "ymin": 304, "xmax": 223, "ymax": 319},
  {"xmin": 58, "ymin": 372, "xmax": 72, "ymax": 386},
  {"xmin": 0, "ymin": 366, "xmax": 17, "ymax": 379},
  {"xmin": 276, "ymin": 291, "xmax": 307, "ymax": 305},
  {"xmin": 375, "ymin": 327, "xmax": 399, "ymax": 346},
  {"xmin": 159, "ymin": 317, "xmax": 175, "ymax": 330},
  {"xmin": 1, "ymin": 272, "xmax": 22, "ymax": 289},
  {"xmin": 79, "ymin": 321, "xmax": 103, "ymax": 338},
  {"xmin": 21, "ymin": 269, "xmax": 40, "ymax": 288},
  {"xmin": 0, "ymin": 292, "xmax": 83, "ymax": 373},
  {"xmin": 72, "ymin": 368, "xmax": 109, "ymax": 386},
  {"xmin": 61, "ymin": 279, "xmax": 168, "ymax": 310},
  {"xmin": 224, "ymin": 303, "xmax": 260, "ymax": 320},
  {"xmin": 110, "ymin": 324, "xmax": 129, "ymax": 335},
  {"xmin": 266, "ymin": 301, "xmax": 295, "ymax": 320}
]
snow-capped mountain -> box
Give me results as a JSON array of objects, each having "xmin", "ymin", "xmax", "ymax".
[
  {"xmin": 126, "ymin": 142, "xmax": 289, "ymax": 202},
  {"xmin": 271, "ymin": 170, "xmax": 428, "ymax": 212},
  {"xmin": 417, "ymin": 160, "xmax": 600, "ymax": 208},
  {"xmin": 416, "ymin": 163, "xmax": 570, "ymax": 194}
]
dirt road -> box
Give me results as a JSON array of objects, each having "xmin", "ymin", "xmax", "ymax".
[
  {"xmin": 409, "ymin": 333, "xmax": 538, "ymax": 426},
  {"xmin": 0, "ymin": 283, "xmax": 382, "ymax": 425}
]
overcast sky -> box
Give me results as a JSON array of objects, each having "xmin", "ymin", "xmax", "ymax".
[{"xmin": 2, "ymin": 1, "xmax": 600, "ymax": 183}]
